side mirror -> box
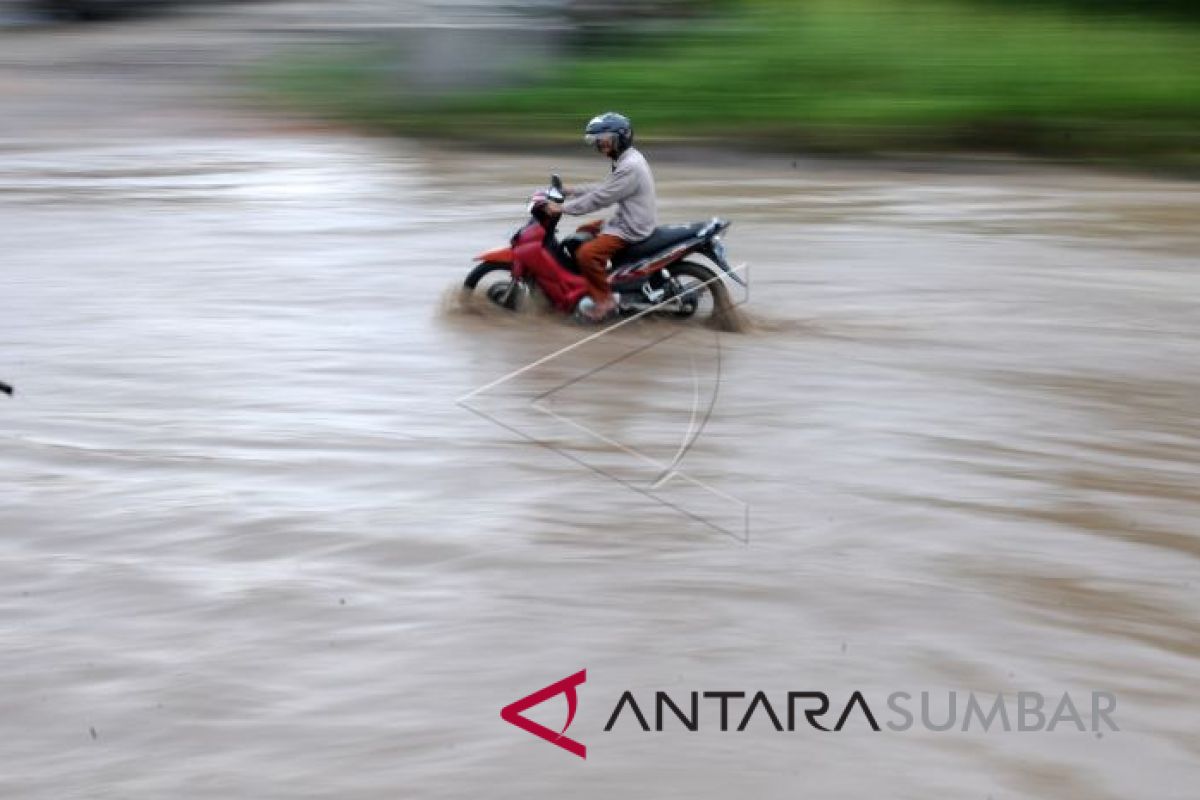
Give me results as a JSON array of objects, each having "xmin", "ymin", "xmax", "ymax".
[{"xmin": 548, "ymin": 173, "xmax": 565, "ymax": 203}]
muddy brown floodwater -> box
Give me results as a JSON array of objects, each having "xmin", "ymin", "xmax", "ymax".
[{"xmin": 2, "ymin": 9, "xmax": 1200, "ymax": 800}]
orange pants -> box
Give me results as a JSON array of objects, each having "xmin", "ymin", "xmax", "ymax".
[{"xmin": 575, "ymin": 232, "xmax": 626, "ymax": 303}]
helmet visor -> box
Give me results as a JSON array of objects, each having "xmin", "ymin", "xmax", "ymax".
[{"xmin": 584, "ymin": 131, "xmax": 616, "ymax": 148}]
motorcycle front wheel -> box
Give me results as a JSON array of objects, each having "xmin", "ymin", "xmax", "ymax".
[{"xmin": 463, "ymin": 261, "xmax": 520, "ymax": 310}]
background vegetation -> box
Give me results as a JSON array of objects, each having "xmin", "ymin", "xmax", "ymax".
[{"xmin": 259, "ymin": 0, "xmax": 1200, "ymax": 165}]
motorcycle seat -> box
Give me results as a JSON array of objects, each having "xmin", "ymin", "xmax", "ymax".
[{"xmin": 611, "ymin": 222, "xmax": 709, "ymax": 266}]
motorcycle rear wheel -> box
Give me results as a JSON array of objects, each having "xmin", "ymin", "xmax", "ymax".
[{"xmin": 663, "ymin": 261, "xmax": 738, "ymax": 330}]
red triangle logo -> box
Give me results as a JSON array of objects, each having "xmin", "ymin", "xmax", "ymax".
[{"xmin": 500, "ymin": 669, "xmax": 587, "ymax": 759}]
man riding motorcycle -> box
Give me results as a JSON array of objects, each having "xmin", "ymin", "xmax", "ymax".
[{"xmin": 545, "ymin": 112, "xmax": 657, "ymax": 322}]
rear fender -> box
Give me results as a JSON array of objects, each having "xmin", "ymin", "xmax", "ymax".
[{"xmin": 701, "ymin": 229, "xmax": 744, "ymax": 287}]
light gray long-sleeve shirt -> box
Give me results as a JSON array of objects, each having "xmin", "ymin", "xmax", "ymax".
[{"xmin": 562, "ymin": 147, "xmax": 657, "ymax": 242}]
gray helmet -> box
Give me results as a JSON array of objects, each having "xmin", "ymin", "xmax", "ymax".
[{"xmin": 584, "ymin": 112, "xmax": 633, "ymax": 155}]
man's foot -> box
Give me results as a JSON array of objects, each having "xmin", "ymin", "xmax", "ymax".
[{"xmin": 578, "ymin": 294, "xmax": 619, "ymax": 322}]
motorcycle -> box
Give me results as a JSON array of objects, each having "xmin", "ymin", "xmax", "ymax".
[{"xmin": 463, "ymin": 175, "xmax": 744, "ymax": 326}]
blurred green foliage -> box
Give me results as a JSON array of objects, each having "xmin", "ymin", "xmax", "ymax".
[
  {"xmin": 995, "ymin": 0, "xmax": 1200, "ymax": 21},
  {"xmin": 261, "ymin": 0, "xmax": 1200, "ymax": 164}
]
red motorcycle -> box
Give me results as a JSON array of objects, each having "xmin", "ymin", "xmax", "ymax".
[{"xmin": 464, "ymin": 175, "xmax": 743, "ymax": 325}]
